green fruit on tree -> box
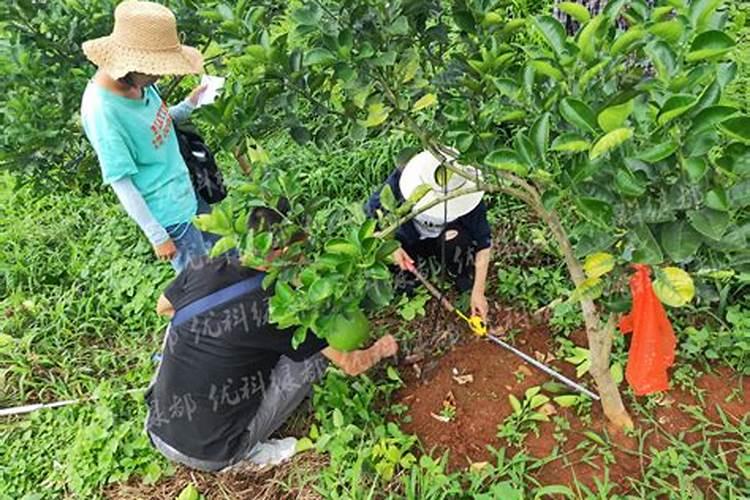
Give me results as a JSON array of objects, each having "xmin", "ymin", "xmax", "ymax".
[{"xmin": 325, "ymin": 308, "xmax": 370, "ymax": 352}]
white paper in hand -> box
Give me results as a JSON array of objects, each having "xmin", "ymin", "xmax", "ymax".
[{"xmin": 197, "ymin": 74, "xmax": 225, "ymax": 107}]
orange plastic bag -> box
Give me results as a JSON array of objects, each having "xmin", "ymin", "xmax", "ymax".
[{"xmin": 618, "ymin": 264, "xmax": 676, "ymax": 395}]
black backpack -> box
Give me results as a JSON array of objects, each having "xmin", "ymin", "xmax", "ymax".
[{"xmin": 174, "ymin": 122, "xmax": 227, "ymax": 204}]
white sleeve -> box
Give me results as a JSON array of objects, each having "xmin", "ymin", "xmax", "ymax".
[
  {"xmin": 168, "ymin": 99, "xmax": 196, "ymax": 124},
  {"xmin": 110, "ymin": 177, "xmax": 170, "ymax": 245}
]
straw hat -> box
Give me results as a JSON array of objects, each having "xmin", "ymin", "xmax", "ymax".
[
  {"xmin": 399, "ymin": 149, "xmax": 484, "ymax": 226},
  {"xmin": 82, "ymin": 1, "xmax": 203, "ymax": 80}
]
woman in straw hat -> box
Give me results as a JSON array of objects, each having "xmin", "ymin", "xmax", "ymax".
[
  {"xmin": 80, "ymin": 1, "xmax": 214, "ymax": 273},
  {"xmin": 365, "ymin": 149, "xmax": 492, "ymax": 321}
]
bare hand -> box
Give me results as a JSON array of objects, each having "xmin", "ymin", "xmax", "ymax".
[
  {"xmin": 154, "ymin": 239, "xmax": 177, "ymax": 261},
  {"xmin": 392, "ymin": 247, "xmax": 416, "ymax": 273},
  {"xmin": 372, "ymin": 334, "xmax": 398, "ymax": 359},
  {"xmin": 187, "ymin": 83, "xmax": 208, "ymax": 106},
  {"xmin": 471, "ymin": 290, "xmax": 489, "ymax": 322}
]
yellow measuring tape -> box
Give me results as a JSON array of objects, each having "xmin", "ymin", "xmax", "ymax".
[{"xmin": 454, "ymin": 310, "xmax": 488, "ymax": 337}]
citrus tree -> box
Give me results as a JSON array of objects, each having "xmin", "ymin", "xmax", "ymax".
[{"xmin": 192, "ymin": 0, "xmax": 749, "ymax": 429}]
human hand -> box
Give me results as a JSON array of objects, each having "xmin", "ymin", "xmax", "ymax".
[
  {"xmin": 154, "ymin": 239, "xmax": 177, "ymax": 261},
  {"xmin": 470, "ymin": 290, "xmax": 489, "ymax": 322},
  {"xmin": 392, "ymin": 247, "xmax": 416, "ymax": 273},
  {"xmin": 372, "ymin": 334, "xmax": 398, "ymax": 359},
  {"xmin": 187, "ymin": 83, "xmax": 208, "ymax": 106}
]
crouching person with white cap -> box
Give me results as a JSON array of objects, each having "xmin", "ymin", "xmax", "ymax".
[
  {"xmin": 144, "ymin": 205, "xmax": 398, "ymax": 471},
  {"xmin": 365, "ymin": 150, "xmax": 492, "ymax": 321}
]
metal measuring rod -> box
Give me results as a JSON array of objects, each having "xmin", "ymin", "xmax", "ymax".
[{"xmin": 410, "ymin": 268, "xmax": 600, "ymax": 401}]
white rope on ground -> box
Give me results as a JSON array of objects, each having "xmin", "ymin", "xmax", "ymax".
[{"xmin": 0, "ymin": 388, "xmax": 145, "ymax": 417}]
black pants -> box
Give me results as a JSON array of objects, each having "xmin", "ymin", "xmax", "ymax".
[{"xmin": 396, "ymin": 226, "xmax": 477, "ymax": 293}]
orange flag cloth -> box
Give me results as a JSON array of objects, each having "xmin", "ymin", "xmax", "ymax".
[{"xmin": 618, "ymin": 264, "xmax": 676, "ymax": 395}]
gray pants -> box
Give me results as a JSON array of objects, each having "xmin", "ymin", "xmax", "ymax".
[{"xmin": 148, "ymin": 353, "xmax": 328, "ymax": 472}]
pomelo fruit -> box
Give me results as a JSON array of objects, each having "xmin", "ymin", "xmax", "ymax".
[{"xmin": 325, "ymin": 308, "xmax": 370, "ymax": 352}]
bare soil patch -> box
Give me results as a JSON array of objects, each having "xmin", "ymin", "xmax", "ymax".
[{"xmin": 394, "ymin": 306, "xmax": 749, "ymax": 494}]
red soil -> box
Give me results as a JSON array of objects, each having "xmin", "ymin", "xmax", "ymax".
[{"xmin": 395, "ymin": 311, "xmax": 749, "ymax": 493}]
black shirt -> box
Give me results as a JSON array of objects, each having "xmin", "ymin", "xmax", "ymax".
[{"xmin": 145, "ymin": 256, "xmax": 327, "ymax": 462}]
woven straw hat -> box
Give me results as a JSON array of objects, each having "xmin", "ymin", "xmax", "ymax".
[
  {"xmin": 82, "ymin": 1, "xmax": 203, "ymax": 80},
  {"xmin": 399, "ymin": 149, "xmax": 484, "ymax": 225}
]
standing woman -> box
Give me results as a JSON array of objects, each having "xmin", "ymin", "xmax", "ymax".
[{"xmin": 80, "ymin": 1, "xmax": 214, "ymax": 273}]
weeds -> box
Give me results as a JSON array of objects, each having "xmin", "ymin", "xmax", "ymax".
[{"xmin": 497, "ymin": 386, "xmax": 551, "ymax": 448}]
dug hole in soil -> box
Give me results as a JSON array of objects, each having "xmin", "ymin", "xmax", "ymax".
[{"xmin": 394, "ymin": 304, "xmax": 750, "ymax": 493}]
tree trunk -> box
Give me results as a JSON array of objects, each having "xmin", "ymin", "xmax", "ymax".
[{"xmin": 535, "ymin": 204, "xmax": 634, "ymax": 429}]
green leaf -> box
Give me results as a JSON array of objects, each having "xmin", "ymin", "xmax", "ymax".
[
  {"xmin": 637, "ymin": 141, "xmax": 678, "ymax": 162},
  {"xmin": 648, "ymin": 19, "xmax": 684, "ymax": 44},
  {"xmin": 597, "ymin": 99, "xmax": 634, "ymax": 132},
  {"xmin": 530, "ymin": 113, "xmax": 550, "ymax": 161},
  {"xmin": 0, "ymin": 333, "xmax": 15, "ymax": 353},
  {"xmin": 295, "ymin": 437, "xmax": 314, "ymax": 453},
  {"xmin": 484, "ymin": 149, "xmax": 529, "ymax": 176},
  {"xmin": 687, "ymin": 208, "xmax": 730, "ymax": 240},
  {"xmin": 614, "ymin": 167, "xmax": 646, "ymax": 197},
  {"xmin": 325, "ymin": 239, "xmax": 359, "ymax": 256},
  {"xmin": 380, "ymin": 184, "xmax": 397, "ymax": 212},
  {"xmin": 553, "ymin": 395, "xmax": 579, "ymax": 408},
  {"xmin": 576, "ymin": 197, "xmax": 613, "ymax": 226},
  {"xmin": 361, "ymin": 102, "xmax": 390, "ymax": 128},
  {"xmin": 610, "ymin": 363, "xmax": 623, "ymax": 384},
  {"xmin": 610, "ymin": 27, "xmax": 647, "ymax": 56},
  {"xmin": 729, "ymin": 180, "xmax": 750, "ymax": 208},
  {"xmin": 579, "ymin": 59, "xmax": 610, "ymax": 89},
  {"xmin": 630, "ymin": 224, "xmax": 663, "ymax": 264},
  {"xmin": 578, "ymin": 15, "xmax": 605, "ymax": 61},
  {"xmin": 530, "ymin": 59, "xmax": 563, "ymax": 81},
  {"xmin": 689, "ymin": 0, "xmax": 723, "ymax": 30},
  {"xmin": 292, "ymin": 4, "xmax": 321, "ymax": 25},
  {"xmin": 308, "ymin": 278, "xmax": 334, "ymax": 302},
  {"xmin": 684, "ymin": 157, "xmax": 708, "ymax": 183},
  {"xmin": 358, "ymin": 219, "xmax": 376, "ymax": 242},
  {"xmin": 412, "ymin": 93, "xmax": 437, "ymax": 112},
  {"xmin": 660, "ymin": 221, "xmax": 702, "ymax": 262},
  {"xmin": 551, "ymin": 133, "xmax": 590, "ymax": 153},
  {"xmin": 690, "ymin": 106, "xmax": 738, "ymax": 136},
  {"xmin": 558, "ymin": 2, "xmax": 590, "ymax": 23},
  {"xmin": 533, "ymin": 485, "xmax": 575, "ymax": 499},
  {"xmin": 583, "ymin": 431, "xmax": 607, "ymax": 446},
  {"xmin": 657, "ymin": 95, "xmax": 698, "ymax": 125},
  {"xmin": 514, "ymin": 132, "xmax": 537, "ymax": 165},
  {"xmin": 531, "ymin": 16, "xmax": 567, "ymax": 59},
  {"xmin": 684, "ymin": 129, "xmax": 719, "ymax": 157},
  {"xmin": 571, "ymin": 276, "xmax": 603, "ymax": 301},
  {"xmin": 646, "ymin": 40, "xmax": 677, "ymax": 80},
  {"xmin": 560, "ymin": 98, "xmax": 597, "ymax": 133},
  {"xmin": 509, "ymin": 394, "xmax": 522, "ymax": 415},
  {"xmin": 376, "ymin": 239, "xmax": 401, "ymax": 260},
  {"xmin": 589, "ymin": 128, "xmax": 633, "ymax": 160},
  {"xmin": 176, "ymin": 484, "xmax": 200, "ymax": 500},
  {"xmin": 705, "ymin": 187, "xmax": 729, "ymax": 211},
  {"xmin": 304, "ymin": 48, "xmax": 336, "ymax": 66},
  {"xmin": 652, "ymin": 6, "xmax": 674, "ymax": 21},
  {"xmin": 653, "ymin": 267, "xmax": 695, "ymax": 307},
  {"xmin": 583, "ymin": 252, "xmax": 615, "ymax": 278},
  {"xmin": 332, "ymin": 408, "xmax": 344, "ymax": 427},
  {"xmin": 686, "ymin": 31, "xmax": 735, "ymax": 62},
  {"xmin": 210, "ymin": 235, "xmax": 238, "ymax": 257},
  {"xmin": 719, "ymin": 117, "xmax": 750, "ymax": 144},
  {"xmin": 453, "ymin": 10, "xmax": 476, "ymax": 33},
  {"xmin": 387, "ymin": 15, "xmax": 409, "ymax": 36}
]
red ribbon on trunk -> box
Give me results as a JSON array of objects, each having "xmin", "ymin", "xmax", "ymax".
[{"xmin": 618, "ymin": 264, "xmax": 676, "ymax": 395}]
